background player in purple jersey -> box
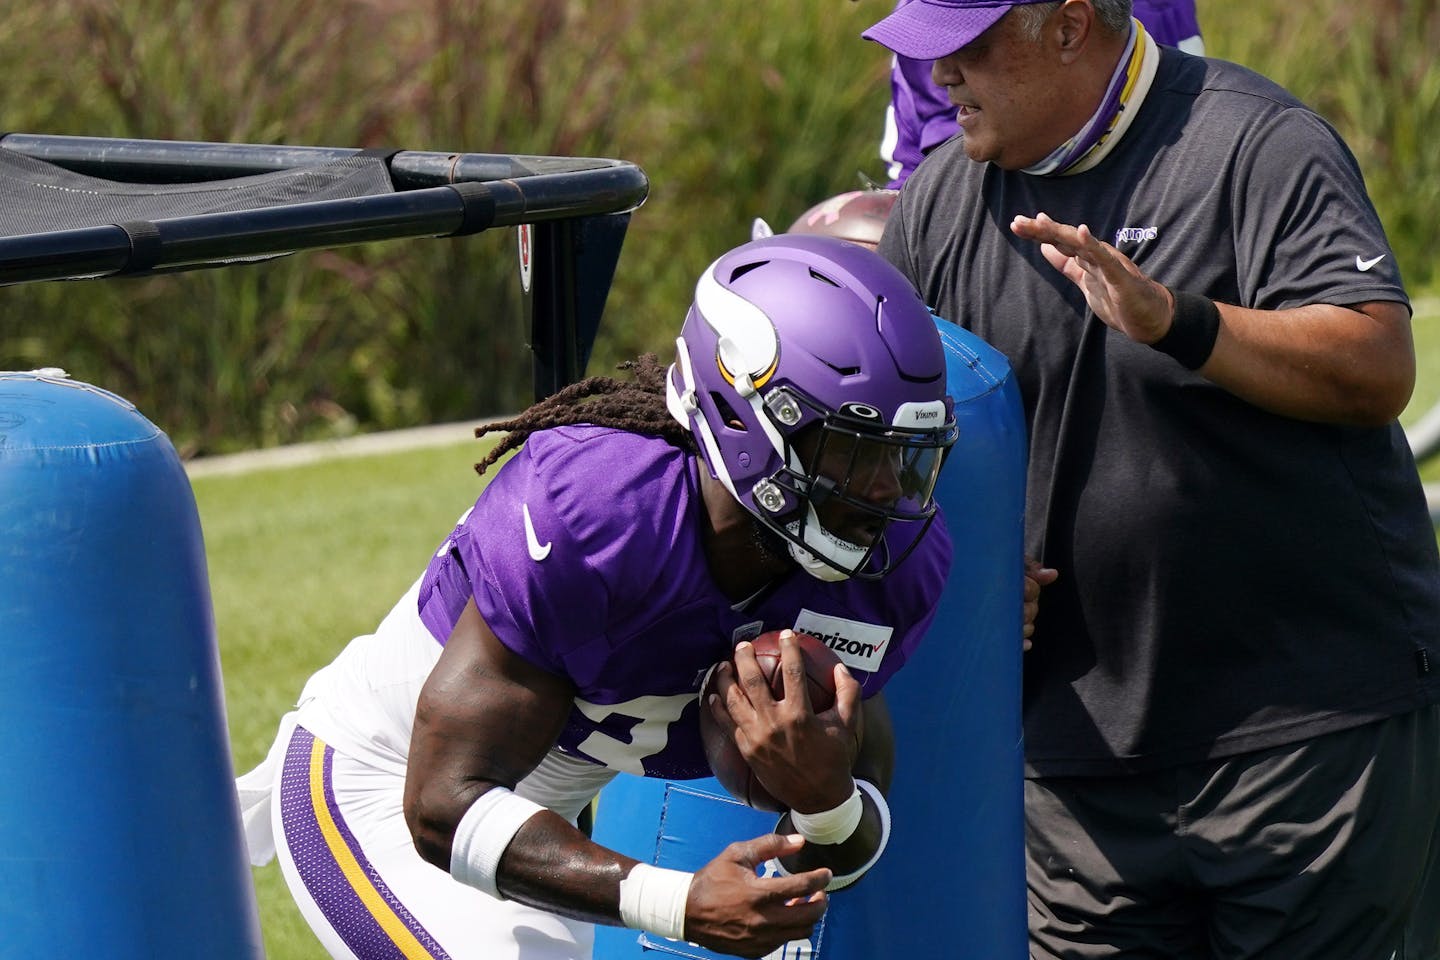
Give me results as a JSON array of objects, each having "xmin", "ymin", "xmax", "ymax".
[{"xmin": 237, "ymin": 235, "xmax": 966, "ymax": 960}]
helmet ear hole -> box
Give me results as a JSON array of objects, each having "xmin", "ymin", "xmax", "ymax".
[{"xmin": 709, "ymin": 392, "xmax": 747, "ymax": 431}]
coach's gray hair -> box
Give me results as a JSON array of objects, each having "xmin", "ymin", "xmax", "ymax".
[{"xmin": 1012, "ymin": 0, "xmax": 1133, "ymax": 41}]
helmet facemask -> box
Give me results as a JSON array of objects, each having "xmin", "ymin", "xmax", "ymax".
[{"xmin": 753, "ymin": 388, "xmax": 954, "ymax": 581}]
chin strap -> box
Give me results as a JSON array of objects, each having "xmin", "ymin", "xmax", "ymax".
[
  {"xmin": 785, "ymin": 506, "xmax": 867, "ymax": 581},
  {"xmin": 788, "ymin": 539, "xmax": 852, "ymax": 582}
]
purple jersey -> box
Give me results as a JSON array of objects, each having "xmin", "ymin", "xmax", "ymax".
[{"xmin": 418, "ymin": 424, "xmax": 951, "ymax": 780}]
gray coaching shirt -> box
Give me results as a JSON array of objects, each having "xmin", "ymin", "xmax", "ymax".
[{"xmin": 882, "ymin": 48, "xmax": 1440, "ymax": 776}]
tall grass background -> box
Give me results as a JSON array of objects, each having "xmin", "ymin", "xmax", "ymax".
[{"xmin": 1, "ymin": 0, "xmax": 1436, "ymax": 456}]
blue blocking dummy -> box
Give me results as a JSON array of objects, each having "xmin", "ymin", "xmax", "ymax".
[
  {"xmin": 0, "ymin": 371, "xmax": 264, "ymax": 958},
  {"xmin": 592, "ymin": 320, "xmax": 1028, "ymax": 959}
]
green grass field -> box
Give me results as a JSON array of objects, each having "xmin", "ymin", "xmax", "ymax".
[
  {"xmin": 202, "ymin": 436, "xmax": 502, "ymax": 959},
  {"xmin": 204, "ymin": 300, "xmax": 1440, "ymax": 959}
]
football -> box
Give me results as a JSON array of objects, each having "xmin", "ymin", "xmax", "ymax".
[
  {"xmin": 785, "ymin": 189, "xmax": 899, "ymax": 251},
  {"xmin": 698, "ymin": 629, "xmax": 843, "ymax": 812}
]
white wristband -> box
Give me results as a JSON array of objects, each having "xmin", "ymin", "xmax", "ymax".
[
  {"xmin": 770, "ymin": 779, "xmax": 891, "ymax": 892},
  {"xmin": 618, "ymin": 862, "xmax": 693, "ymax": 942},
  {"xmin": 449, "ymin": 787, "xmax": 545, "ymax": 899},
  {"xmin": 789, "ymin": 780, "xmax": 863, "ymax": 846}
]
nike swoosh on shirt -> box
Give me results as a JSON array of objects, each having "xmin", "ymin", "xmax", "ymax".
[
  {"xmin": 1356, "ymin": 254, "xmax": 1387, "ymax": 272},
  {"xmin": 522, "ymin": 503, "xmax": 551, "ymax": 562}
]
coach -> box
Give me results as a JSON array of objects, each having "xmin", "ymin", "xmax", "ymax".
[{"xmin": 864, "ymin": 0, "xmax": 1440, "ymax": 957}]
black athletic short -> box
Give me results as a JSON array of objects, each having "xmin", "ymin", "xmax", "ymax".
[{"xmin": 1025, "ymin": 705, "xmax": 1440, "ymax": 960}]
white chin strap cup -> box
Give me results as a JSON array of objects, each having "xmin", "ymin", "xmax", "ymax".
[{"xmin": 786, "ymin": 508, "xmax": 867, "ymax": 582}]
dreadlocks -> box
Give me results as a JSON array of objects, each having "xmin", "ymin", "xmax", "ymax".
[{"xmin": 474, "ymin": 354, "xmax": 697, "ymax": 478}]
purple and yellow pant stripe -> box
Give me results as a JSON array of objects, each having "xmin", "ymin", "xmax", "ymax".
[{"xmin": 281, "ymin": 727, "xmax": 453, "ymax": 960}]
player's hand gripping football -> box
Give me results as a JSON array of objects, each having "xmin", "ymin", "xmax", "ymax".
[
  {"xmin": 709, "ymin": 631, "xmax": 863, "ymax": 814},
  {"xmin": 684, "ymin": 833, "xmax": 831, "ymax": 958}
]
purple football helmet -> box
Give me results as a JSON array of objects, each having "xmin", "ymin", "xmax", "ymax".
[{"xmin": 666, "ymin": 234, "xmax": 956, "ymax": 581}]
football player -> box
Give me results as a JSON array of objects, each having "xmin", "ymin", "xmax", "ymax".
[{"xmin": 238, "ymin": 235, "xmax": 960, "ymax": 960}]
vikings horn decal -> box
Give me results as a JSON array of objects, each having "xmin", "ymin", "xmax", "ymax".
[{"xmin": 694, "ymin": 263, "xmax": 779, "ymax": 392}]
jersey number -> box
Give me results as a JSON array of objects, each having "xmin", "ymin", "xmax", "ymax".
[{"xmin": 572, "ymin": 694, "xmax": 695, "ymax": 774}]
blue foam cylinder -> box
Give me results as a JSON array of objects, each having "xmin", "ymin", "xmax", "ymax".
[
  {"xmin": 592, "ymin": 321, "xmax": 1028, "ymax": 959},
  {"xmin": 0, "ymin": 371, "xmax": 264, "ymax": 958}
]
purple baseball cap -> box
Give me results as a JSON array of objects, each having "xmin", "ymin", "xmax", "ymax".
[{"xmin": 863, "ymin": 0, "xmax": 1056, "ymax": 60}]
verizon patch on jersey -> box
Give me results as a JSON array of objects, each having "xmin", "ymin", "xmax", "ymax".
[{"xmin": 793, "ymin": 610, "xmax": 893, "ymax": 674}]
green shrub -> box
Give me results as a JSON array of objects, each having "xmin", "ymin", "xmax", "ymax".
[
  {"xmin": 1, "ymin": 0, "xmax": 1433, "ymax": 454},
  {"xmin": 1200, "ymin": 0, "xmax": 1440, "ymax": 289}
]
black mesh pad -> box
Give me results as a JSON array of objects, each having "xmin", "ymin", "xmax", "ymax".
[{"xmin": 0, "ymin": 148, "xmax": 395, "ymax": 238}]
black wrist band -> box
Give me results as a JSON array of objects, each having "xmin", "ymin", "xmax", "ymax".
[{"xmin": 1152, "ymin": 289, "xmax": 1221, "ymax": 370}]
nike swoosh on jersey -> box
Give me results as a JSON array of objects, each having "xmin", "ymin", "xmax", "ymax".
[
  {"xmin": 1357, "ymin": 254, "xmax": 1387, "ymax": 272},
  {"xmin": 522, "ymin": 503, "xmax": 552, "ymax": 562}
]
